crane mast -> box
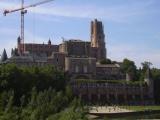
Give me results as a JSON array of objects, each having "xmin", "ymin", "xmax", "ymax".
[
  {"xmin": 21, "ymin": 0, "xmax": 26, "ymax": 54},
  {"xmin": 3, "ymin": 0, "xmax": 54, "ymax": 55}
]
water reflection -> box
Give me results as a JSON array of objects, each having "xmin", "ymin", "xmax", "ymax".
[{"xmin": 98, "ymin": 113, "xmax": 160, "ymax": 120}]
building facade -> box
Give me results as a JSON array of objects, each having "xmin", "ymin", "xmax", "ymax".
[
  {"xmin": 72, "ymin": 81, "xmax": 154, "ymax": 105},
  {"xmin": 1, "ymin": 19, "xmax": 154, "ymax": 104},
  {"xmin": 8, "ymin": 19, "xmax": 119, "ymax": 80},
  {"xmin": 91, "ymin": 19, "xmax": 106, "ymax": 61}
]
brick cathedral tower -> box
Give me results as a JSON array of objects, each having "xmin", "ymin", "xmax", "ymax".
[{"xmin": 91, "ymin": 19, "xmax": 106, "ymax": 61}]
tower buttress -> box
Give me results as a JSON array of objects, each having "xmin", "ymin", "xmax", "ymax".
[
  {"xmin": 17, "ymin": 36, "xmax": 22, "ymax": 55},
  {"xmin": 91, "ymin": 19, "xmax": 106, "ymax": 61},
  {"xmin": 144, "ymin": 68, "xmax": 154, "ymax": 102}
]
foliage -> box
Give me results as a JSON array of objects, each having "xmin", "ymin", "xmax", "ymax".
[
  {"xmin": 76, "ymin": 79, "xmax": 145, "ymax": 85},
  {"xmin": 121, "ymin": 59, "xmax": 136, "ymax": 72},
  {"xmin": 0, "ymin": 64, "xmax": 88, "ymax": 120},
  {"xmin": 0, "ymin": 64, "xmax": 66, "ymax": 103},
  {"xmin": 141, "ymin": 61, "xmax": 152, "ymax": 71},
  {"xmin": 99, "ymin": 58, "xmax": 112, "ymax": 64},
  {"xmin": 0, "ymin": 49, "xmax": 8, "ymax": 62},
  {"xmin": 121, "ymin": 58, "xmax": 137, "ymax": 81},
  {"xmin": 47, "ymin": 98, "xmax": 87, "ymax": 120},
  {"xmin": 151, "ymin": 68, "xmax": 160, "ymax": 104},
  {"xmin": 120, "ymin": 106, "xmax": 160, "ymax": 111}
]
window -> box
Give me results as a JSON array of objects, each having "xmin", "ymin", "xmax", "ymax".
[
  {"xmin": 83, "ymin": 65, "xmax": 88, "ymax": 73},
  {"xmin": 75, "ymin": 65, "xmax": 79, "ymax": 73}
]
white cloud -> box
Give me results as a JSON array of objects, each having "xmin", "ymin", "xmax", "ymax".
[
  {"xmin": 108, "ymin": 43, "xmax": 160, "ymax": 68},
  {"xmin": 24, "ymin": 30, "xmax": 47, "ymax": 44},
  {"xmin": 0, "ymin": 39, "xmax": 16, "ymax": 57},
  {"xmin": 0, "ymin": 0, "xmax": 159, "ymax": 68},
  {"xmin": 0, "ymin": 27, "xmax": 18, "ymax": 57},
  {"xmin": 0, "ymin": 28, "xmax": 18, "ymax": 36},
  {"xmin": 0, "ymin": 0, "xmax": 156, "ymax": 22},
  {"xmin": 0, "ymin": 26, "xmax": 46, "ymax": 57}
]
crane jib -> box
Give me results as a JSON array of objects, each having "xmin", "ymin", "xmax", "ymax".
[{"xmin": 3, "ymin": 0, "xmax": 55, "ymax": 55}]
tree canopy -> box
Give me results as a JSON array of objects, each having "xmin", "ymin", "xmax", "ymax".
[
  {"xmin": 0, "ymin": 64, "xmax": 88, "ymax": 120},
  {"xmin": 121, "ymin": 58, "xmax": 137, "ymax": 81},
  {"xmin": 0, "ymin": 49, "xmax": 8, "ymax": 62},
  {"xmin": 100, "ymin": 58, "xmax": 112, "ymax": 64}
]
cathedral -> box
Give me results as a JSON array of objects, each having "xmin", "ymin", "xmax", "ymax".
[
  {"xmin": 4, "ymin": 19, "xmax": 123, "ymax": 80},
  {"xmin": 0, "ymin": 19, "xmax": 154, "ymax": 105}
]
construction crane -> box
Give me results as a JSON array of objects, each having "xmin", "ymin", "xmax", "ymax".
[{"xmin": 3, "ymin": 0, "xmax": 54, "ymax": 54}]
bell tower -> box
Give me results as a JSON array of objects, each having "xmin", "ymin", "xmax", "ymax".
[{"xmin": 91, "ymin": 19, "xmax": 106, "ymax": 61}]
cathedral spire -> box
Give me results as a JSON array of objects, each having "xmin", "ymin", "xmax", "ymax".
[{"xmin": 48, "ymin": 38, "xmax": 51, "ymax": 45}]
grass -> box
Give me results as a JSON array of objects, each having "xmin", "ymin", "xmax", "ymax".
[{"xmin": 120, "ymin": 106, "xmax": 160, "ymax": 111}]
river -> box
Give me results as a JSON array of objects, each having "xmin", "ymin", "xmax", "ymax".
[{"xmin": 97, "ymin": 113, "xmax": 160, "ymax": 119}]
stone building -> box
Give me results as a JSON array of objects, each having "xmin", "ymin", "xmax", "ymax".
[
  {"xmin": 1, "ymin": 19, "xmax": 154, "ymax": 104},
  {"xmin": 71, "ymin": 67, "xmax": 154, "ymax": 105},
  {"xmin": 59, "ymin": 40, "xmax": 91, "ymax": 57},
  {"xmin": 96, "ymin": 64, "xmax": 124, "ymax": 80},
  {"xmin": 91, "ymin": 19, "xmax": 106, "ymax": 61},
  {"xmin": 71, "ymin": 80, "xmax": 154, "ymax": 105},
  {"xmin": 65, "ymin": 57, "xmax": 96, "ymax": 79},
  {"xmin": 6, "ymin": 19, "xmax": 120, "ymax": 80},
  {"xmin": 17, "ymin": 37, "xmax": 59, "ymax": 56}
]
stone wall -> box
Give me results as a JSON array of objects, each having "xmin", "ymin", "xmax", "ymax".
[
  {"xmin": 72, "ymin": 82, "xmax": 153, "ymax": 105},
  {"xmin": 59, "ymin": 40, "xmax": 91, "ymax": 57},
  {"xmin": 65, "ymin": 57, "xmax": 96, "ymax": 79},
  {"xmin": 18, "ymin": 42, "xmax": 59, "ymax": 56},
  {"xmin": 96, "ymin": 64, "xmax": 124, "ymax": 80},
  {"xmin": 47, "ymin": 52, "xmax": 66, "ymax": 70}
]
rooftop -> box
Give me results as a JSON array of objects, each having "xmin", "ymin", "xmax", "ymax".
[{"xmin": 96, "ymin": 64, "xmax": 120, "ymax": 68}]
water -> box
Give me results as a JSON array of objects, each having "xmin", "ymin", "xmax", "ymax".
[{"xmin": 98, "ymin": 113, "xmax": 160, "ymax": 120}]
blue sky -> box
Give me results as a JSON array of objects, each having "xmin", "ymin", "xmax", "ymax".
[{"xmin": 0, "ymin": 0, "xmax": 160, "ymax": 68}]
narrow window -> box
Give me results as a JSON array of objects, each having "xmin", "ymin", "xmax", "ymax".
[
  {"xmin": 83, "ymin": 65, "xmax": 88, "ymax": 73},
  {"xmin": 75, "ymin": 65, "xmax": 79, "ymax": 73}
]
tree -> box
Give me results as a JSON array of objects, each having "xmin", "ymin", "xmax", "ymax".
[
  {"xmin": 100, "ymin": 58, "xmax": 112, "ymax": 64},
  {"xmin": 121, "ymin": 58, "xmax": 137, "ymax": 81},
  {"xmin": 0, "ymin": 64, "xmax": 88, "ymax": 119},
  {"xmin": 151, "ymin": 68, "xmax": 160, "ymax": 104},
  {"xmin": 141, "ymin": 61, "xmax": 152, "ymax": 71},
  {"xmin": 139, "ymin": 61, "xmax": 153, "ymax": 81},
  {"xmin": 0, "ymin": 49, "xmax": 8, "ymax": 62},
  {"xmin": 65, "ymin": 85, "xmax": 73, "ymax": 102}
]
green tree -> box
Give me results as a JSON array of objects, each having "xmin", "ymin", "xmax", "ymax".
[
  {"xmin": 141, "ymin": 61, "xmax": 152, "ymax": 71},
  {"xmin": 100, "ymin": 58, "xmax": 112, "ymax": 64},
  {"xmin": 0, "ymin": 49, "xmax": 8, "ymax": 62},
  {"xmin": 151, "ymin": 68, "xmax": 160, "ymax": 104},
  {"xmin": 121, "ymin": 58, "xmax": 137, "ymax": 81},
  {"xmin": 0, "ymin": 64, "xmax": 88, "ymax": 119}
]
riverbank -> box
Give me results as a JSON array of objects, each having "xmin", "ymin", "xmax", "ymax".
[
  {"xmin": 89, "ymin": 106, "xmax": 133, "ymax": 114},
  {"xmin": 88, "ymin": 106, "xmax": 160, "ymax": 119}
]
